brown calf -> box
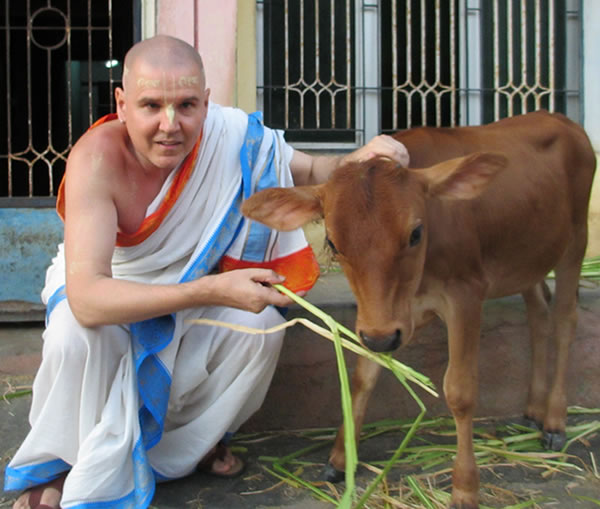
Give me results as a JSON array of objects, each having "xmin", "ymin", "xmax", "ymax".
[{"xmin": 242, "ymin": 111, "xmax": 596, "ymax": 508}]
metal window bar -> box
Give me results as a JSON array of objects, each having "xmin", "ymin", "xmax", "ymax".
[
  {"xmin": 0, "ymin": 0, "xmax": 126, "ymax": 201},
  {"xmin": 282, "ymin": 0, "xmax": 354, "ymax": 141},
  {"xmin": 357, "ymin": 0, "xmax": 380, "ymax": 146},
  {"xmin": 258, "ymin": 0, "xmax": 356, "ymax": 149},
  {"xmin": 388, "ymin": 0, "xmax": 458, "ymax": 129},
  {"xmin": 484, "ymin": 0, "xmax": 581, "ymax": 124},
  {"xmin": 258, "ymin": 0, "xmax": 581, "ymax": 146},
  {"xmin": 492, "ymin": 0, "xmax": 555, "ymax": 118},
  {"xmin": 281, "ymin": 0, "xmax": 353, "ymax": 131}
]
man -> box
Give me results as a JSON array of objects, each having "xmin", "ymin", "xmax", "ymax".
[{"xmin": 5, "ymin": 35, "xmax": 409, "ymax": 509}]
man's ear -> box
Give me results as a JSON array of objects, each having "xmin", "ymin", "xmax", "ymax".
[
  {"xmin": 115, "ymin": 87, "xmax": 126, "ymax": 122},
  {"xmin": 241, "ymin": 185, "xmax": 325, "ymax": 231},
  {"xmin": 414, "ymin": 152, "xmax": 508, "ymax": 200}
]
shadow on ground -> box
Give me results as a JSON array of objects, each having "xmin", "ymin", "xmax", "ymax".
[{"xmin": 2, "ymin": 388, "xmax": 598, "ymax": 508}]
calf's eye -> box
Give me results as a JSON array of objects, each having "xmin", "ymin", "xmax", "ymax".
[{"xmin": 409, "ymin": 225, "xmax": 423, "ymax": 247}]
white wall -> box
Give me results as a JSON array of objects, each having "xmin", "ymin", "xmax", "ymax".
[
  {"xmin": 584, "ymin": 0, "xmax": 600, "ymax": 150},
  {"xmin": 584, "ymin": 0, "xmax": 600, "ymax": 256}
]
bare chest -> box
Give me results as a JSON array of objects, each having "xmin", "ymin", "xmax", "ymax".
[{"xmin": 113, "ymin": 170, "xmax": 169, "ymax": 235}]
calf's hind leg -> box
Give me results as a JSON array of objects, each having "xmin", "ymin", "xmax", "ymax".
[
  {"xmin": 543, "ymin": 234, "xmax": 587, "ymax": 450},
  {"xmin": 521, "ymin": 282, "xmax": 552, "ymax": 429}
]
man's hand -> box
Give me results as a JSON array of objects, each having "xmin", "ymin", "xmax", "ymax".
[
  {"xmin": 341, "ymin": 134, "xmax": 410, "ymax": 167},
  {"xmin": 290, "ymin": 134, "xmax": 410, "ymax": 186},
  {"xmin": 202, "ymin": 269, "xmax": 297, "ymax": 313}
]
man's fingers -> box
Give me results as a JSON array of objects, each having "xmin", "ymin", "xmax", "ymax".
[
  {"xmin": 343, "ymin": 134, "xmax": 410, "ymax": 167},
  {"xmin": 251, "ymin": 281, "xmax": 293, "ymax": 309},
  {"xmin": 250, "ymin": 269, "xmax": 286, "ymax": 286},
  {"xmin": 243, "ymin": 269, "xmax": 294, "ymax": 307},
  {"xmin": 376, "ymin": 135, "xmax": 410, "ymax": 166}
]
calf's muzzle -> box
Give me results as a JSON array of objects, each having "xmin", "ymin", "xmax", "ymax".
[{"xmin": 359, "ymin": 329, "xmax": 402, "ymax": 352}]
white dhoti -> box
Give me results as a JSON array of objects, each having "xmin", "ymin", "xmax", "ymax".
[{"xmin": 4, "ymin": 104, "xmax": 319, "ymax": 508}]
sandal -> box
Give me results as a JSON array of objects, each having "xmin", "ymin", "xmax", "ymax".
[{"xmin": 197, "ymin": 441, "xmax": 245, "ymax": 479}]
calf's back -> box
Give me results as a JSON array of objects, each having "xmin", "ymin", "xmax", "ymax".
[{"xmin": 391, "ymin": 111, "xmax": 596, "ymax": 299}]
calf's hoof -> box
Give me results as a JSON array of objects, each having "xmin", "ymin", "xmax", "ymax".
[
  {"xmin": 450, "ymin": 487, "xmax": 478, "ymax": 508},
  {"xmin": 322, "ymin": 462, "xmax": 345, "ymax": 483},
  {"xmin": 543, "ymin": 430, "xmax": 566, "ymax": 451}
]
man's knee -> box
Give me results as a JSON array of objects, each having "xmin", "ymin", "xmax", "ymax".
[
  {"xmin": 42, "ymin": 304, "xmax": 128, "ymax": 367},
  {"xmin": 43, "ymin": 305, "xmax": 91, "ymax": 366},
  {"xmin": 232, "ymin": 306, "xmax": 285, "ymax": 357},
  {"xmin": 249, "ymin": 306, "xmax": 285, "ymax": 341},
  {"xmin": 247, "ymin": 305, "xmax": 285, "ymax": 330}
]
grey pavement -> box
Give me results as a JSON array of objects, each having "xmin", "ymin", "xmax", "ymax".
[
  {"xmin": 1, "ymin": 273, "xmax": 600, "ymax": 508},
  {"xmin": 0, "ymin": 323, "xmax": 334, "ymax": 509}
]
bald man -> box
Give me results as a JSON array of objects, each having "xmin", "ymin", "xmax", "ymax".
[{"xmin": 5, "ymin": 35, "xmax": 409, "ymax": 509}]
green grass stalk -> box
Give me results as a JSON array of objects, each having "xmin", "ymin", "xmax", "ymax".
[
  {"xmin": 273, "ymin": 284, "xmax": 435, "ymax": 507},
  {"xmin": 2, "ymin": 389, "xmax": 33, "ymax": 400}
]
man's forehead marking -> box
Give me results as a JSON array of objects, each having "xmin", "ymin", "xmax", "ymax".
[
  {"xmin": 137, "ymin": 77, "xmax": 161, "ymax": 89},
  {"xmin": 165, "ymin": 104, "xmax": 175, "ymax": 125},
  {"xmin": 178, "ymin": 76, "xmax": 199, "ymax": 86},
  {"xmin": 134, "ymin": 74, "xmax": 201, "ymax": 90}
]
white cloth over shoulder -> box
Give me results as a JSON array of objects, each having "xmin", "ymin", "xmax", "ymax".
[{"xmin": 4, "ymin": 104, "xmax": 309, "ymax": 509}]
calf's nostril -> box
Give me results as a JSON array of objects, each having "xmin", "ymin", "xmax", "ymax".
[
  {"xmin": 359, "ymin": 329, "xmax": 402, "ymax": 353},
  {"xmin": 391, "ymin": 329, "xmax": 402, "ymax": 349}
]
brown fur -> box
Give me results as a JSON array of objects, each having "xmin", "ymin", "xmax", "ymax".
[{"xmin": 242, "ymin": 111, "xmax": 597, "ymax": 508}]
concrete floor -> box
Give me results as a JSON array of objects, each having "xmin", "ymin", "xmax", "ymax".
[{"xmin": 1, "ymin": 272, "xmax": 600, "ymax": 508}]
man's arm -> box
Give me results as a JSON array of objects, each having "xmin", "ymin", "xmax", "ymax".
[
  {"xmin": 63, "ymin": 135, "xmax": 292, "ymax": 328},
  {"xmin": 290, "ymin": 134, "xmax": 410, "ymax": 186}
]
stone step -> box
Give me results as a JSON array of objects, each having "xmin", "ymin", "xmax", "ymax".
[
  {"xmin": 245, "ymin": 273, "xmax": 600, "ymax": 431},
  {"xmin": 1, "ymin": 273, "xmax": 599, "ymax": 433}
]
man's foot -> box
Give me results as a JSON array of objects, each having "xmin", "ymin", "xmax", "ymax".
[
  {"xmin": 12, "ymin": 474, "xmax": 66, "ymax": 509},
  {"xmin": 197, "ymin": 441, "xmax": 245, "ymax": 478}
]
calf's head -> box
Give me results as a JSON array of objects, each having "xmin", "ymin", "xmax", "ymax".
[{"xmin": 242, "ymin": 153, "xmax": 506, "ymax": 353}]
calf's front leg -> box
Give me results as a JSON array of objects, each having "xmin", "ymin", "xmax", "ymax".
[
  {"xmin": 325, "ymin": 356, "xmax": 382, "ymax": 482},
  {"xmin": 443, "ymin": 293, "xmax": 483, "ymax": 509}
]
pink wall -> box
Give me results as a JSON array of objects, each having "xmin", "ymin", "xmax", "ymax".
[{"xmin": 157, "ymin": 0, "xmax": 237, "ymax": 106}]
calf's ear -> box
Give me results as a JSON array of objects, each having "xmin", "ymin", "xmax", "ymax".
[
  {"xmin": 242, "ymin": 185, "xmax": 325, "ymax": 231},
  {"xmin": 416, "ymin": 152, "xmax": 508, "ymax": 200}
]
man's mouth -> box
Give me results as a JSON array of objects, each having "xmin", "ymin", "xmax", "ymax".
[{"xmin": 156, "ymin": 140, "xmax": 181, "ymax": 148}]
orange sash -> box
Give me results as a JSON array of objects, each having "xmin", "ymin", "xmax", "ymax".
[
  {"xmin": 219, "ymin": 245, "xmax": 320, "ymax": 293},
  {"xmin": 56, "ymin": 112, "xmax": 319, "ymax": 293},
  {"xmin": 55, "ymin": 114, "xmax": 202, "ymax": 247}
]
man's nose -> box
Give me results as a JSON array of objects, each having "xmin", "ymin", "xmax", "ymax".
[{"xmin": 160, "ymin": 106, "xmax": 178, "ymax": 130}]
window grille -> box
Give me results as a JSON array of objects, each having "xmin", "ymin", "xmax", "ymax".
[
  {"xmin": 259, "ymin": 0, "xmax": 356, "ymax": 146},
  {"xmin": 0, "ymin": 0, "xmax": 134, "ymax": 202},
  {"xmin": 257, "ymin": 0, "xmax": 582, "ymax": 149},
  {"xmin": 474, "ymin": 0, "xmax": 581, "ymax": 125}
]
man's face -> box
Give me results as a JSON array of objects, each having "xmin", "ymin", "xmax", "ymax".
[{"xmin": 116, "ymin": 60, "xmax": 209, "ymax": 172}]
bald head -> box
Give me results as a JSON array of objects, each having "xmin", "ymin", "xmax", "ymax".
[
  {"xmin": 114, "ymin": 34, "xmax": 210, "ymax": 162},
  {"xmin": 122, "ymin": 35, "xmax": 206, "ymax": 91}
]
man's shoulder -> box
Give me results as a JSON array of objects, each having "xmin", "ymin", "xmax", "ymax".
[
  {"xmin": 209, "ymin": 101, "xmax": 249, "ymax": 126},
  {"xmin": 210, "ymin": 102, "xmax": 284, "ymax": 142},
  {"xmin": 67, "ymin": 120, "xmax": 129, "ymax": 185},
  {"xmin": 70, "ymin": 119, "xmax": 126, "ymax": 160},
  {"xmin": 212, "ymin": 103, "xmax": 269, "ymax": 128}
]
